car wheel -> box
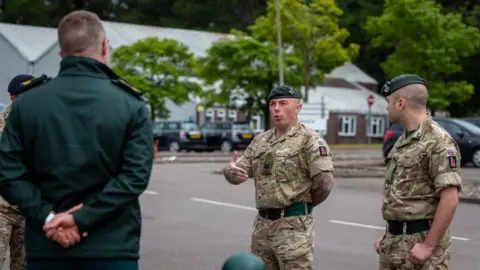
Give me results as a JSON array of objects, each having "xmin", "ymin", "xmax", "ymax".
[
  {"xmin": 169, "ymin": 141, "xmax": 180, "ymax": 152},
  {"xmin": 221, "ymin": 141, "xmax": 232, "ymax": 153},
  {"xmin": 472, "ymin": 149, "xmax": 480, "ymax": 168}
]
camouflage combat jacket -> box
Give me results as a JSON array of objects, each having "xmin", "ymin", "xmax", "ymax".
[
  {"xmin": 0, "ymin": 104, "xmax": 11, "ymax": 134},
  {"xmin": 0, "ymin": 104, "xmax": 19, "ymax": 211},
  {"xmin": 237, "ymin": 121, "xmax": 334, "ymax": 209},
  {"xmin": 382, "ymin": 115, "xmax": 462, "ymax": 221}
]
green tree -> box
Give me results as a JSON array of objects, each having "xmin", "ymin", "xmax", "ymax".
[
  {"xmin": 196, "ymin": 30, "xmax": 303, "ymax": 129},
  {"xmin": 365, "ymin": 0, "xmax": 480, "ymax": 110},
  {"xmin": 250, "ymin": 0, "xmax": 359, "ymax": 102},
  {"xmin": 111, "ymin": 37, "xmax": 202, "ymax": 119},
  {"xmin": 335, "ymin": 0, "xmax": 387, "ymax": 84}
]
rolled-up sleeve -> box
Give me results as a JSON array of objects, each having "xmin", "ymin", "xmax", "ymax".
[
  {"xmin": 236, "ymin": 137, "xmax": 257, "ymax": 177},
  {"xmin": 429, "ymin": 140, "xmax": 462, "ymax": 192},
  {"xmin": 303, "ymin": 135, "xmax": 334, "ymax": 178}
]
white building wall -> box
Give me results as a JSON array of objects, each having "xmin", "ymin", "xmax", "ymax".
[
  {"xmin": 32, "ymin": 44, "xmax": 61, "ymax": 78},
  {"xmin": 0, "ymin": 37, "xmax": 30, "ymax": 105}
]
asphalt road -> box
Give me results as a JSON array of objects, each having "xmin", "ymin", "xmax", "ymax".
[
  {"xmin": 137, "ymin": 163, "xmax": 480, "ymax": 270},
  {"xmin": 3, "ymin": 163, "xmax": 478, "ymax": 269}
]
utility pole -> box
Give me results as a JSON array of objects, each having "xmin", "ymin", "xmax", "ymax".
[
  {"xmin": 275, "ymin": 0, "xmax": 284, "ymax": 85},
  {"xmin": 367, "ymin": 95, "xmax": 375, "ymax": 145}
]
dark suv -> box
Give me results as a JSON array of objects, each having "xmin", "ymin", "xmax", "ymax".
[
  {"xmin": 153, "ymin": 120, "xmax": 206, "ymax": 152},
  {"xmin": 200, "ymin": 121, "xmax": 255, "ymax": 152},
  {"xmin": 383, "ymin": 117, "xmax": 480, "ymax": 167}
]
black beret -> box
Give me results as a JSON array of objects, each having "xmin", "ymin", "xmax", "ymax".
[
  {"xmin": 381, "ymin": 74, "xmax": 426, "ymax": 97},
  {"xmin": 8, "ymin": 74, "xmax": 34, "ymax": 95},
  {"xmin": 267, "ymin": 85, "xmax": 301, "ymax": 102}
]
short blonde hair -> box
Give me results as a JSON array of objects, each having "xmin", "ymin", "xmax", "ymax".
[
  {"xmin": 57, "ymin": 10, "xmax": 106, "ymax": 56},
  {"xmin": 394, "ymin": 84, "xmax": 429, "ymax": 108}
]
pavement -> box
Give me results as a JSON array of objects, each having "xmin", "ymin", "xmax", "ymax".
[
  {"xmin": 135, "ymin": 163, "xmax": 480, "ymax": 269},
  {"xmin": 157, "ymin": 149, "xmax": 480, "ymax": 202},
  {"xmin": 3, "ymin": 154, "xmax": 478, "ymax": 269},
  {"xmin": 156, "ymin": 149, "xmax": 383, "ymax": 159}
]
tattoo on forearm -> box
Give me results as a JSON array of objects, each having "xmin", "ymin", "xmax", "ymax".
[{"xmin": 312, "ymin": 172, "xmax": 333, "ymax": 206}]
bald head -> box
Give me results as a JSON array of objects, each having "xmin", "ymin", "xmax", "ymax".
[
  {"xmin": 58, "ymin": 10, "xmax": 106, "ymax": 58},
  {"xmin": 393, "ymin": 83, "xmax": 428, "ymax": 109}
]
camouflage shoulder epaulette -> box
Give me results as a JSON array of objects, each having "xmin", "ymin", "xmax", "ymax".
[
  {"xmin": 111, "ymin": 78, "xmax": 144, "ymax": 101},
  {"xmin": 20, "ymin": 74, "xmax": 52, "ymax": 91}
]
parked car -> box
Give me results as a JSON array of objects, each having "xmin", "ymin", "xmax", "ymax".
[
  {"xmin": 463, "ymin": 117, "xmax": 480, "ymax": 128},
  {"xmin": 153, "ymin": 120, "xmax": 207, "ymax": 152},
  {"xmin": 383, "ymin": 117, "xmax": 480, "ymax": 167},
  {"xmin": 382, "ymin": 123, "xmax": 404, "ymax": 159},
  {"xmin": 200, "ymin": 121, "xmax": 255, "ymax": 152}
]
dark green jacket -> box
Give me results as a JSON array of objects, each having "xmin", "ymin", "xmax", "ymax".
[{"xmin": 0, "ymin": 56, "xmax": 153, "ymax": 260}]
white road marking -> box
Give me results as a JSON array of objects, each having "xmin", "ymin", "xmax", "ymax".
[
  {"xmin": 329, "ymin": 220, "xmax": 470, "ymax": 241},
  {"xmin": 143, "ymin": 190, "xmax": 158, "ymax": 195},
  {"xmin": 329, "ymin": 220, "xmax": 385, "ymax": 230},
  {"xmin": 190, "ymin": 197, "xmax": 256, "ymax": 211},
  {"xmin": 190, "ymin": 197, "xmax": 471, "ymax": 242}
]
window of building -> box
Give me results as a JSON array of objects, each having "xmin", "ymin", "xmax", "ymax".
[
  {"xmin": 368, "ymin": 117, "xmax": 385, "ymax": 137},
  {"xmin": 205, "ymin": 108, "xmax": 214, "ymax": 122},
  {"xmin": 338, "ymin": 116, "xmax": 357, "ymax": 136},
  {"xmin": 216, "ymin": 108, "xmax": 226, "ymax": 121},
  {"xmin": 228, "ymin": 110, "xmax": 237, "ymax": 121}
]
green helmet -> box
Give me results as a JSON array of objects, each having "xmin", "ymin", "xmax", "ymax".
[{"xmin": 222, "ymin": 252, "xmax": 267, "ymax": 270}]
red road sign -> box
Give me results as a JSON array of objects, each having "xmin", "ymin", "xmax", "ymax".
[{"xmin": 368, "ymin": 95, "xmax": 375, "ymax": 106}]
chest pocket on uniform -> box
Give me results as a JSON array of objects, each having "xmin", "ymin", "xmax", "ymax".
[
  {"xmin": 274, "ymin": 147, "xmax": 302, "ymax": 182},
  {"xmin": 395, "ymin": 151, "xmax": 428, "ymax": 169},
  {"xmin": 252, "ymin": 146, "xmax": 269, "ymax": 175},
  {"xmin": 394, "ymin": 151, "xmax": 431, "ymax": 196}
]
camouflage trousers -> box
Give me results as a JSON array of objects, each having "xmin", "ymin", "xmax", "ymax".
[
  {"xmin": 378, "ymin": 229, "xmax": 451, "ymax": 269},
  {"xmin": 250, "ymin": 214, "xmax": 314, "ymax": 270},
  {"xmin": 0, "ymin": 206, "xmax": 25, "ymax": 270}
]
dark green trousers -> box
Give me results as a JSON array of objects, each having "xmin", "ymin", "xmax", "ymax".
[{"xmin": 26, "ymin": 259, "xmax": 138, "ymax": 270}]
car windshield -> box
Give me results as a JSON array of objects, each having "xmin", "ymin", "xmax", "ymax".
[
  {"xmin": 233, "ymin": 123, "xmax": 251, "ymax": 131},
  {"xmin": 451, "ymin": 119, "xmax": 480, "ymax": 135},
  {"xmin": 153, "ymin": 122, "xmax": 164, "ymax": 132},
  {"xmin": 182, "ymin": 122, "xmax": 199, "ymax": 131}
]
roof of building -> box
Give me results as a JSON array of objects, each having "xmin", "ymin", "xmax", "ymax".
[
  {"xmin": 103, "ymin": 21, "xmax": 230, "ymax": 57},
  {"xmin": 0, "ymin": 21, "xmax": 377, "ymax": 84},
  {"xmin": 0, "ymin": 22, "xmax": 57, "ymax": 62},
  {"xmin": 327, "ymin": 62, "xmax": 377, "ymax": 84},
  {"xmin": 307, "ymin": 82, "xmax": 387, "ymax": 115}
]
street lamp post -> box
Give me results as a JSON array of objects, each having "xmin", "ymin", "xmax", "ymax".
[{"xmin": 275, "ymin": 0, "xmax": 284, "ymax": 85}]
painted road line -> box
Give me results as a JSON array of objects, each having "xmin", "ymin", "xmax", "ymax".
[
  {"xmin": 144, "ymin": 190, "xmax": 159, "ymax": 195},
  {"xmin": 329, "ymin": 220, "xmax": 385, "ymax": 230},
  {"xmin": 329, "ymin": 220, "xmax": 470, "ymax": 241},
  {"xmin": 190, "ymin": 197, "xmax": 256, "ymax": 211},
  {"xmin": 190, "ymin": 197, "xmax": 471, "ymax": 242}
]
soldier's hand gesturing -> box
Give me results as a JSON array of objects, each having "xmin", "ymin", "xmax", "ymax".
[{"xmin": 226, "ymin": 151, "xmax": 248, "ymax": 185}]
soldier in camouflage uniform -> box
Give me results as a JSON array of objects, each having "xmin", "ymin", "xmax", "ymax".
[
  {"xmin": 223, "ymin": 85, "xmax": 334, "ymax": 270},
  {"xmin": 0, "ymin": 74, "xmax": 34, "ymax": 270},
  {"xmin": 375, "ymin": 74, "xmax": 462, "ymax": 269}
]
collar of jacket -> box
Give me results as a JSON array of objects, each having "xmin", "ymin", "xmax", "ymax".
[
  {"xmin": 396, "ymin": 114, "xmax": 433, "ymax": 148},
  {"xmin": 266, "ymin": 120, "xmax": 302, "ymax": 143},
  {"xmin": 58, "ymin": 56, "xmax": 120, "ymax": 80}
]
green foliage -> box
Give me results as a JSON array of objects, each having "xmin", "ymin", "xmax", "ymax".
[
  {"xmin": 365, "ymin": 0, "xmax": 480, "ymax": 109},
  {"xmin": 250, "ymin": 0, "xmax": 359, "ymax": 101},
  {"xmin": 335, "ymin": 0, "xmax": 387, "ymax": 83},
  {"xmin": 196, "ymin": 30, "xmax": 303, "ymax": 128},
  {"xmin": 110, "ymin": 37, "xmax": 202, "ymax": 119}
]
